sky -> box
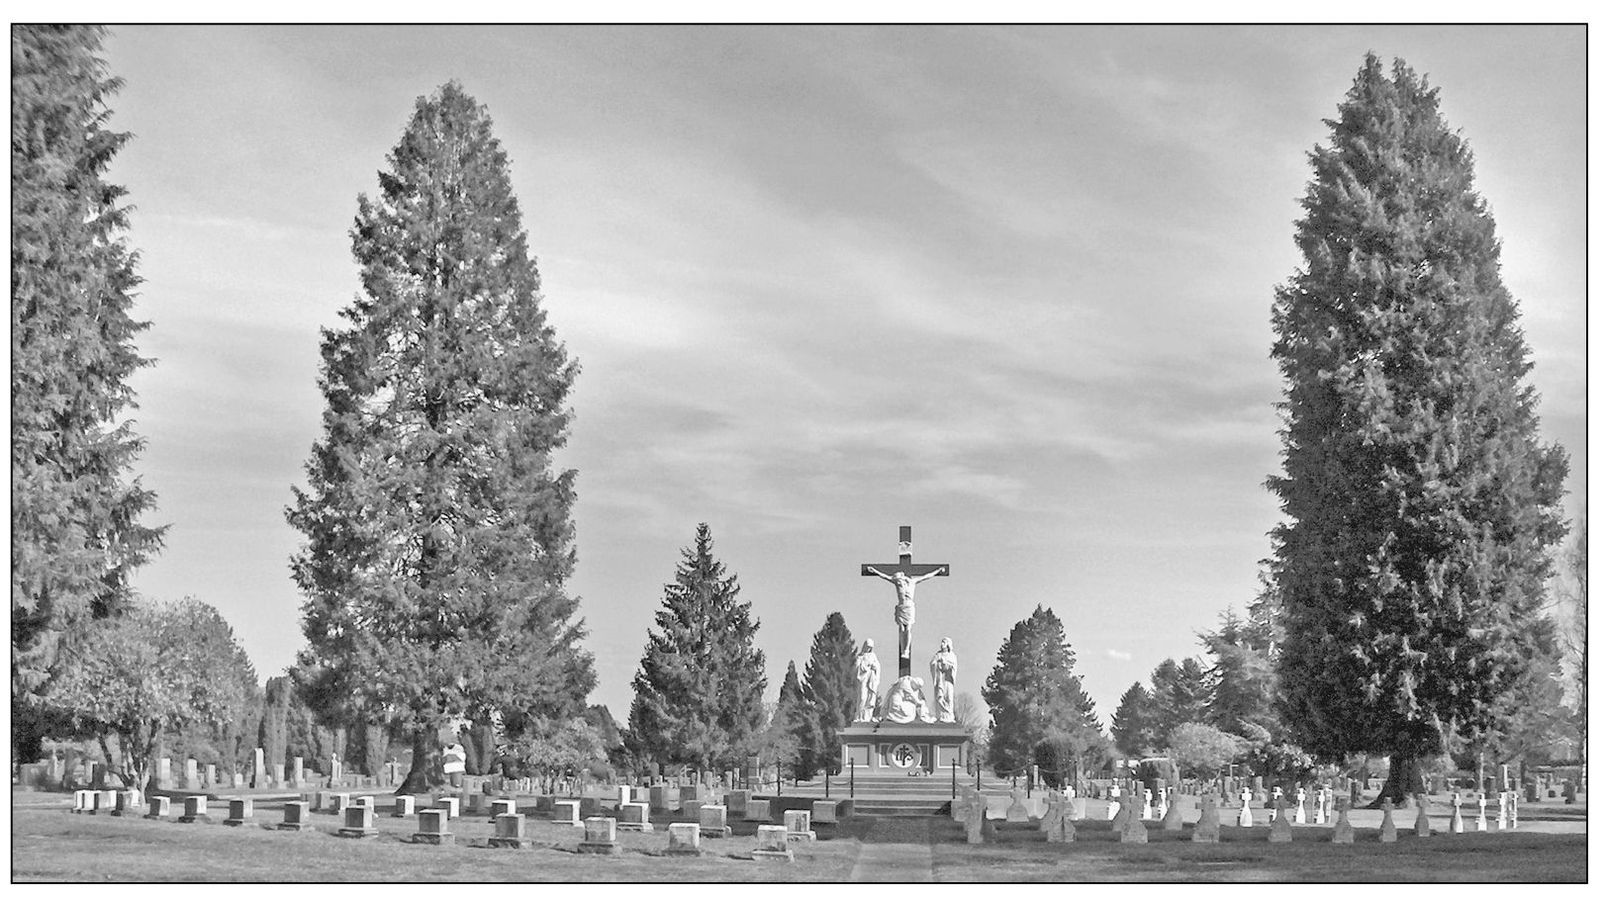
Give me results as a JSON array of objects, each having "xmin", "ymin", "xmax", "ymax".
[{"xmin": 95, "ymin": 24, "xmax": 1586, "ymax": 728}]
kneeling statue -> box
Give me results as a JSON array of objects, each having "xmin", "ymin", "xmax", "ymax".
[{"xmin": 882, "ymin": 675, "xmax": 935, "ymax": 724}]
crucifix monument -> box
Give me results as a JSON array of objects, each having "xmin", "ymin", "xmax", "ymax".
[{"xmin": 860, "ymin": 524, "xmax": 949, "ymax": 678}]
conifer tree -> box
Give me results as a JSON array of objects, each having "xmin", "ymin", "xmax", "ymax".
[
  {"xmin": 1200, "ymin": 608, "xmax": 1279, "ymax": 739},
  {"xmin": 982, "ymin": 605, "xmax": 1099, "ymax": 775},
  {"xmin": 799, "ymin": 611, "xmax": 857, "ymax": 775},
  {"xmin": 288, "ymin": 82, "xmax": 593, "ymax": 793},
  {"xmin": 11, "ymin": 24, "xmax": 165, "ymax": 759},
  {"xmin": 1269, "ymin": 55, "xmax": 1569, "ymax": 804},
  {"xmin": 627, "ymin": 524, "xmax": 768, "ymax": 771},
  {"xmin": 769, "ymin": 661, "xmax": 819, "ymax": 779},
  {"xmin": 1110, "ymin": 681, "xmax": 1159, "ymax": 758},
  {"xmin": 1148, "ymin": 656, "xmax": 1211, "ymax": 747}
]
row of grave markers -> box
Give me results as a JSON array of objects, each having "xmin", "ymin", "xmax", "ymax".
[
  {"xmin": 948, "ymin": 785, "xmax": 1527, "ymax": 845},
  {"xmin": 68, "ymin": 786, "xmax": 822, "ymax": 863}
]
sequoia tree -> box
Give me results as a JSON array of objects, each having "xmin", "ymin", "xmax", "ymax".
[
  {"xmin": 627, "ymin": 524, "xmax": 768, "ymax": 771},
  {"xmin": 799, "ymin": 611, "xmax": 858, "ymax": 775},
  {"xmin": 288, "ymin": 82, "xmax": 594, "ymax": 793},
  {"xmin": 11, "ymin": 24, "xmax": 164, "ymax": 759},
  {"xmin": 1268, "ymin": 55, "xmax": 1569, "ymax": 804}
]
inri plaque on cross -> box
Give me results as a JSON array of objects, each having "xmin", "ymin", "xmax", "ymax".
[{"xmin": 861, "ymin": 525, "xmax": 950, "ymax": 678}]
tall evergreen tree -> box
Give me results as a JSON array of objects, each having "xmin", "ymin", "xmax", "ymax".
[
  {"xmin": 799, "ymin": 611, "xmax": 857, "ymax": 776},
  {"xmin": 1269, "ymin": 55, "xmax": 1569, "ymax": 804},
  {"xmin": 288, "ymin": 81, "xmax": 593, "ymax": 794},
  {"xmin": 982, "ymin": 605, "xmax": 1099, "ymax": 775},
  {"xmin": 1149, "ymin": 656, "xmax": 1210, "ymax": 747},
  {"xmin": 11, "ymin": 24, "xmax": 165, "ymax": 760},
  {"xmin": 1110, "ymin": 681, "xmax": 1160, "ymax": 758},
  {"xmin": 627, "ymin": 524, "xmax": 768, "ymax": 772},
  {"xmin": 769, "ymin": 661, "xmax": 819, "ymax": 779},
  {"xmin": 1201, "ymin": 608, "xmax": 1279, "ymax": 740}
]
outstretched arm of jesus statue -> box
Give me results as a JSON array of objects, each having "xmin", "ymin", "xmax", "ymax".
[
  {"xmin": 864, "ymin": 565, "xmax": 895, "ymax": 582},
  {"xmin": 912, "ymin": 566, "xmax": 947, "ymax": 583}
]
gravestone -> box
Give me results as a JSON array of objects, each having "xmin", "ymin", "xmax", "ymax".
[
  {"xmin": 438, "ymin": 796, "xmax": 460, "ymax": 819},
  {"xmin": 1268, "ymin": 797, "xmax": 1293, "ymax": 842},
  {"xmin": 1330, "ymin": 796, "xmax": 1353, "ymax": 844},
  {"xmin": 1508, "ymin": 791, "xmax": 1519, "ymax": 829},
  {"xmin": 184, "ymin": 758, "xmax": 199, "ymax": 790},
  {"xmin": 1161, "ymin": 792, "xmax": 1183, "ymax": 830},
  {"xmin": 95, "ymin": 789, "xmax": 117, "ymax": 816},
  {"xmin": 1117, "ymin": 801, "xmax": 1148, "ymax": 843},
  {"xmin": 1039, "ymin": 792, "xmax": 1061, "ymax": 833},
  {"xmin": 746, "ymin": 798, "xmax": 772, "ymax": 822},
  {"xmin": 1294, "ymin": 787, "xmax": 1307, "ymax": 824},
  {"xmin": 615, "ymin": 784, "xmax": 633, "ymax": 805},
  {"xmin": 353, "ymin": 795, "xmax": 374, "ymax": 812},
  {"xmin": 699, "ymin": 803, "xmax": 732, "ymax": 838},
  {"xmin": 1106, "ymin": 784, "xmax": 1121, "ymax": 820},
  {"xmin": 489, "ymin": 813, "xmax": 528, "ymax": 848},
  {"xmin": 1313, "ymin": 786, "xmax": 1327, "ymax": 825},
  {"xmin": 752, "ymin": 824, "xmax": 794, "ymax": 862},
  {"xmin": 490, "ymin": 798, "xmax": 517, "ymax": 821},
  {"xmin": 726, "ymin": 789, "xmax": 749, "ymax": 818},
  {"xmin": 253, "ymin": 748, "xmax": 266, "ymax": 788},
  {"xmin": 338, "ymin": 805, "xmax": 378, "ymax": 838},
  {"xmin": 649, "ymin": 784, "xmax": 672, "ymax": 812},
  {"xmin": 1379, "ymin": 799, "xmax": 1397, "ymax": 843},
  {"xmin": 666, "ymin": 821, "xmax": 703, "ymax": 856},
  {"xmin": 278, "ymin": 801, "xmax": 314, "ymax": 831},
  {"xmin": 273, "ymin": 764, "xmax": 286, "ymax": 789},
  {"xmin": 412, "ymin": 809, "xmax": 453, "ymax": 845},
  {"xmin": 618, "ymin": 801, "xmax": 654, "ymax": 832},
  {"xmin": 1110, "ymin": 795, "xmax": 1131, "ymax": 831},
  {"xmin": 1237, "ymin": 788, "xmax": 1254, "ymax": 827},
  {"xmin": 964, "ymin": 792, "xmax": 985, "ymax": 844},
  {"xmin": 113, "ymin": 789, "xmax": 141, "ymax": 817},
  {"xmin": 394, "ymin": 795, "xmax": 415, "ymax": 818},
  {"xmin": 178, "ymin": 795, "xmax": 210, "ymax": 824},
  {"xmin": 145, "ymin": 795, "xmax": 171, "ymax": 820},
  {"xmin": 1269, "ymin": 786, "xmax": 1283, "ymax": 821},
  {"xmin": 783, "ymin": 809, "xmax": 815, "ymax": 842},
  {"xmin": 1413, "ymin": 794, "xmax": 1431, "ymax": 837},
  {"xmin": 328, "ymin": 793, "xmax": 352, "ymax": 815},
  {"xmin": 577, "ymin": 816, "xmax": 621, "ymax": 856},
  {"xmin": 157, "ymin": 757, "xmax": 173, "ymax": 789},
  {"xmin": 223, "ymin": 798, "xmax": 254, "ymax": 827},
  {"xmin": 1192, "ymin": 794, "xmax": 1221, "ymax": 843},
  {"xmin": 1005, "ymin": 787, "xmax": 1030, "ymax": 822},
  {"xmin": 1450, "ymin": 792, "xmax": 1464, "ymax": 833},
  {"xmin": 1476, "ymin": 793, "xmax": 1488, "ymax": 832},
  {"xmin": 552, "ymin": 799, "xmax": 581, "ymax": 826},
  {"xmin": 292, "ymin": 756, "xmax": 303, "ymax": 787},
  {"xmin": 811, "ymin": 799, "xmax": 838, "ymax": 825}
]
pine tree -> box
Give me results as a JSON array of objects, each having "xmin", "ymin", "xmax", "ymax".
[
  {"xmin": 11, "ymin": 24, "xmax": 165, "ymax": 760},
  {"xmin": 799, "ymin": 611, "xmax": 857, "ymax": 776},
  {"xmin": 1110, "ymin": 681, "xmax": 1160, "ymax": 758},
  {"xmin": 769, "ymin": 662, "xmax": 819, "ymax": 779},
  {"xmin": 1201, "ymin": 608, "xmax": 1279, "ymax": 740},
  {"xmin": 1149, "ymin": 656, "xmax": 1210, "ymax": 747},
  {"xmin": 1269, "ymin": 55, "xmax": 1569, "ymax": 804},
  {"xmin": 627, "ymin": 523, "xmax": 768, "ymax": 772},
  {"xmin": 288, "ymin": 81, "xmax": 593, "ymax": 793},
  {"xmin": 982, "ymin": 605, "xmax": 1099, "ymax": 775}
]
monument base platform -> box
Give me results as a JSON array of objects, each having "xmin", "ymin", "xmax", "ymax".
[{"xmin": 840, "ymin": 721, "xmax": 971, "ymax": 774}]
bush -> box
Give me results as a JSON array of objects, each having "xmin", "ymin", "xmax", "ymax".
[{"xmin": 1168, "ymin": 723, "xmax": 1246, "ymax": 780}]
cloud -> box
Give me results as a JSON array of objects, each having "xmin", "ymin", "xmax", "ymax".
[{"xmin": 1106, "ymin": 649, "xmax": 1133, "ymax": 662}]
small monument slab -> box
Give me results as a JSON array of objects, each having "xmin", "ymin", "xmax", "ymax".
[
  {"xmin": 412, "ymin": 809, "xmax": 453, "ymax": 845},
  {"xmin": 337, "ymin": 805, "xmax": 378, "ymax": 838},
  {"xmin": 144, "ymin": 795, "xmax": 171, "ymax": 820},
  {"xmin": 782, "ymin": 809, "xmax": 815, "ymax": 842},
  {"xmin": 1192, "ymin": 794, "xmax": 1221, "ymax": 843},
  {"xmin": 278, "ymin": 800, "xmax": 314, "ymax": 831},
  {"xmin": 618, "ymin": 801, "xmax": 654, "ymax": 832},
  {"xmin": 177, "ymin": 795, "xmax": 211, "ymax": 824},
  {"xmin": 666, "ymin": 821, "xmax": 703, "ymax": 856},
  {"xmin": 1379, "ymin": 799, "xmax": 1398, "ymax": 843},
  {"xmin": 698, "ymin": 803, "xmax": 732, "ymax": 838},
  {"xmin": 752, "ymin": 824, "xmax": 794, "ymax": 862},
  {"xmin": 223, "ymin": 798, "xmax": 254, "ymax": 827},
  {"xmin": 552, "ymin": 799, "xmax": 582, "ymax": 827},
  {"xmin": 577, "ymin": 816, "xmax": 621, "ymax": 856},
  {"xmin": 1330, "ymin": 796, "xmax": 1354, "ymax": 844},
  {"xmin": 488, "ymin": 812, "xmax": 528, "ymax": 848}
]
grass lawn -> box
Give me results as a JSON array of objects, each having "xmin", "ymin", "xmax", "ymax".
[{"xmin": 10, "ymin": 792, "xmax": 1587, "ymax": 882}]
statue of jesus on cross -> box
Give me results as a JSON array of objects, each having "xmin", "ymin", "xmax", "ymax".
[{"xmin": 861, "ymin": 525, "xmax": 950, "ymax": 679}]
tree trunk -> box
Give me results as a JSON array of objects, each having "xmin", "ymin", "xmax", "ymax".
[
  {"xmin": 1372, "ymin": 751, "xmax": 1425, "ymax": 808},
  {"xmin": 396, "ymin": 728, "xmax": 441, "ymax": 794}
]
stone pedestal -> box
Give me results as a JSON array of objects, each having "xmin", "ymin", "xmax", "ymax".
[
  {"xmin": 393, "ymin": 795, "xmax": 415, "ymax": 818},
  {"xmin": 223, "ymin": 798, "xmax": 254, "ymax": 827},
  {"xmin": 552, "ymin": 799, "xmax": 582, "ymax": 826},
  {"xmin": 839, "ymin": 721, "xmax": 970, "ymax": 773},
  {"xmin": 666, "ymin": 822, "xmax": 703, "ymax": 856},
  {"xmin": 178, "ymin": 796, "xmax": 210, "ymax": 824},
  {"xmin": 278, "ymin": 801, "xmax": 314, "ymax": 831},
  {"xmin": 412, "ymin": 809, "xmax": 453, "ymax": 845},
  {"xmin": 338, "ymin": 805, "xmax": 377, "ymax": 838},
  {"xmin": 145, "ymin": 795, "xmax": 171, "ymax": 820},
  {"xmin": 782, "ymin": 809, "xmax": 815, "ymax": 842},
  {"xmin": 698, "ymin": 804, "xmax": 732, "ymax": 838},
  {"xmin": 489, "ymin": 813, "xmax": 528, "ymax": 848},
  {"xmin": 618, "ymin": 801, "xmax": 654, "ymax": 832},
  {"xmin": 752, "ymin": 824, "xmax": 794, "ymax": 862},
  {"xmin": 577, "ymin": 817, "xmax": 620, "ymax": 856}
]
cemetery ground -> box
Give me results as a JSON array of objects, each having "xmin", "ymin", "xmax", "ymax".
[{"xmin": 10, "ymin": 787, "xmax": 1585, "ymax": 882}]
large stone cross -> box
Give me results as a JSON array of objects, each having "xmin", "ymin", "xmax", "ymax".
[{"xmin": 860, "ymin": 525, "xmax": 950, "ymax": 678}]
